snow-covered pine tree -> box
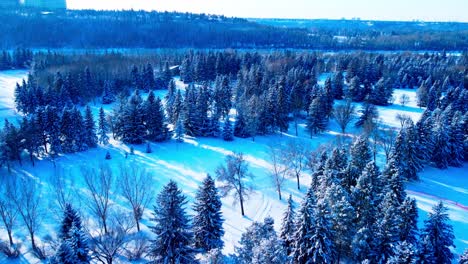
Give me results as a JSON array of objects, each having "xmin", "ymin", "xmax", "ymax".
[
  {"xmin": 399, "ymin": 197, "xmax": 419, "ymax": 245},
  {"xmin": 251, "ymin": 236, "xmax": 288, "ymax": 264},
  {"xmin": 193, "ymin": 174, "xmax": 225, "ymax": 252},
  {"xmin": 66, "ymin": 224, "xmax": 91, "ymax": 264},
  {"xmin": 60, "ymin": 107, "xmax": 75, "ymax": 153},
  {"xmin": 222, "ymin": 118, "xmax": 234, "ymax": 141},
  {"xmin": 387, "ymin": 241, "xmax": 419, "ymax": 264},
  {"xmin": 324, "ymin": 182, "xmax": 355, "ymax": 261},
  {"xmin": 105, "ymin": 151, "xmax": 111, "ymax": 160},
  {"xmin": 171, "ymin": 89, "xmax": 183, "ymax": 125},
  {"xmin": 355, "ymin": 102, "xmax": 378, "ymax": 128},
  {"xmin": 374, "ymin": 191, "xmax": 403, "ymax": 263},
  {"xmin": 149, "ymin": 180, "xmax": 195, "ymax": 263},
  {"xmin": 350, "ymin": 136, "xmax": 372, "ymax": 174},
  {"xmin": 460, "ymin": 249, "xmax": 468, "ymax": 264},
  {"xmin": 309, "ymin": 201, "xmax": 336, "ymax": 263},
  {"xmin": 307, "ymin": 95, "xmax": 328, "ymax": 135},
  {"xmin": 59, "ymin": 203, "xmax": 82, "ymax": 240},
  {"xmin": 71, "ymin": 107, "xmax": 87, "ymax": 151},
  {"xmin": 174, "ymin": 116, "xmax": 185, "ymax": 143},
  {"xmin": 101, "ymin": 80, "xmax": 115, "ymax": 104},
  {"xmin": 280, "ymin": 195, "xmax": 295, "ymax": 255},
  {"xmin": 84, "ymin": 105, "xmax": 97, "ymax": 148},
  {"xmin": 234, "ymin": 110, "xmax": 249, "ymax": 138},
  {"xmin": 46, "ymin": 106, "xmax": 62, "ymax": 156},
  {"xmin": 292, "ymin": 187, "xmax": 317, "ymax": 263},
  {"xmin": 144, "ymin": 91, "xmax": 167, "ymax": 142},
  {"xmin": 431, "ymin": 118, "xmax": 450, "ymax": 169},
  {"xmin": 352, "ymin": 162, "xmax": 382, "ymax": 233},
  {"xmin": 97, "ymin": 107, "xmax": 109, "ymax": 145},
  {"xmin": 420, "ymin": 201, "xmax": 455, "ymax": 264},
  {"xmin": 236, "ymin": 217, "xmax": 277, "ymax": 264},
  {"xmin": 448, "ymin": 111, "xmax": 464, "ymax": 167},
  {"xmin": 118, "ymin": 91, "xmax": 146, "ymax": 144},
  {"xmin": 165, "ymin": 80, "xmax": 176, "ymax": 123},
  {"xmin": 183, "ymin": 85, "xmax": 198, "ymax": 136}
]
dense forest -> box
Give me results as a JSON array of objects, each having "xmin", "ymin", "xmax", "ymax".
[
  {"xmin": 0, "ymin": 8, "xmax": 467, "ymax": 50},
  {"xmin": 0, "ymin": 48, "xmax": 465, "ymax": 263}
]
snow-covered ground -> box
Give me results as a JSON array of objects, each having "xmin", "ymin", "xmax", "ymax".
[{"xmin": 0, "ymin": 70, "xmax": 466, "ymax": 263}]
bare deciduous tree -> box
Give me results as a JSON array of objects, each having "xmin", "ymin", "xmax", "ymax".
[
  {"xmin": 216, "ymin": 152, "xmax": 253, "ymax": 216},
  {"xmin": 49, "ymin": 168, "xmax": 77, "ymax": 213},
  {"xmin": 82, "ymin": 164, "xmax": 113, "ymax": 234},
  {"xmin": 283, "ymin": 140, "xmax": 307, "ymax": 190},
  {"xmin": 268, "ymin": 145, "xmax": 289, "ymax": 200},
  {"xmin": 396, "ymin": 113, "xmax": 412, "ymax": 128},
  {"xmin": 399, "ymin": 94, "xmax": 410, "ymax": 106},
  {"xmin": 89, "ymin": 211, "xmax": 133, "ymax": 264},
  {"xmin": 0, "ymin": 179, "xmax": 18, "ymax": 248},
  {"xmin": 378, "ymin": 128, "xmax": 397, "ymax": 162},
  {"xmin": 333, "ymin": 100, "xmax": 355, "ymax": 134},
  {"xmin": 119, "ymin": 164, "xmax": 153, "ymax": 232},
  {"xmin": 11, "ymin": 177, "xmax": 44, "ymax": 258}
]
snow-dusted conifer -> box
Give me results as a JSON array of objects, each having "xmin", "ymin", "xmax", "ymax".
[
  {"xmin": 420, "ymin": 202, "xmax": 455, "ymax": 264},
  {"xmin": 280, "ymin": 195, "xmax": 295, "ymax": 255},
  {"xmin": 97, "ymin": 107, "xmax": 109, "ymax": 145},
  {"xmin": 222, "ymin": 119, "xmax": 234, "ymax": 141},
  {"xmin": 149, "ymin": 180, "xmax": 195, "ymax": 263},
  {"xmin": 193, "ymin": 174, "xmax": 225, "ymax": 252},
  {"xmin": 84, "ymin": 105, "xmax": 97, "ymax": 148}
]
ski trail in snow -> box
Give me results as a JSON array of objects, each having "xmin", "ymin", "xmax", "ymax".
[
  {"xmin": 407, "ymin": 190, "xmax": 468, "ymax": 211},
  {"xmin": 252, "ymin": 193, "xmax": 272, "ymax": 222}
]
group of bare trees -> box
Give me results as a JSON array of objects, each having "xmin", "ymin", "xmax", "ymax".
[
  {"xmin": 267, "ymin": 140, "xmax": 309, "ymax": 200},
  {"xmin": 0, "ymin": 163, "xmax": 154, "ymax": 263}
]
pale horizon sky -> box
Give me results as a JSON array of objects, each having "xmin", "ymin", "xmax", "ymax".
[{"xmin": 66, "ymin": 0, "xmax": 468, "ymax": 22}]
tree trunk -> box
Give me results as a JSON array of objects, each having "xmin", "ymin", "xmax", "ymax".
[
  {"xmin": 135, "ymin": 215, "xmax": 141, "ymax": 232},
  {"xmin": 239, "ymin": 196, "xmax": 245, "ymax": 216},
  {"xmin": 296, "ymin": 173, "xmax": 301, "ymax": 190},
  {"xmin": 30, "ymin": 231, "xmax": 36, "ymax": 250},
  {"xmin": 7, "ymin": 230, "xmax": 14, "ymax": 247},
  {"xmin": 277, "ymin": 186, "xmax": 282, "ymax": 200},
  {"xmin": 30, "ymin": 151, "xmax": 35, "ymax": 166}
]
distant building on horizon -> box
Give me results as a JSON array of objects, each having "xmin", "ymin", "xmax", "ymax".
[{"xmin": 23, "ymin": 0, "xmax": 67, "ymax": 9}]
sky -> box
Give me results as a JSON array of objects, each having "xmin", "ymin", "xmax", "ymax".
[{"xmin": 66, "ymin": 0, "xmax": 468, "ymax": 22}]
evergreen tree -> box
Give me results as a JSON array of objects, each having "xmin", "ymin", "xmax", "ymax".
[
  {"xmin": 292, "ymin": 187, "xmax": 317, "ymax": 263},
  {"xmin": 307, "ymin": 95, "xmax": 328, "ymax": 135},
  {"xmin": 118, "ymin": 91, "xmax": 146, "ymax": 144},
  {"xmin": 308, "ymin": 201, "xmax": 336, "ymax": 264},
  {"xmin": 59, "ymin": 203, "xmax": 82, "ymax": 240},
  {"xmin": 175, "ymin": 115, "xmax": 185, "ymax": 143},
  {"xmin": 192, "ymin": 175, "xmax": 225, "ymax": 252},
  {"xmin": 222, "ymin": 119, "xmax": 234, "ymax": 141},
  {"xmin": 66, "ymin": 225, "xmax": 91, "ymax": 264},
  {"xmin": 149, "ymin": 181, "xmax": 196, "ymax": 263},
  {"xmin": 399, "ymin": 197, "xmax": 419, "ymax": 245},
  {"xmin": 165, "ymin": 80, "xmax": 176, "ymax": 123},
  {"xmin": 460, "ymin": 249, "xmax": 468, "ymax": 264},
  {"xmin": 251, "ymin": 236, "xmax": 288, "ymax": 264},
  {"xmin": 84, "ymin": 106, "xmax": 97, "ymax": 148},
  {"xmin": 236, "ymin": 217, "xmax": 277, "ymax": 264},
  {"xmin": 350, "ymin": 136, "xmax": 372, "ymax": 174},
  {"xmin": 448, "ymin": 111, "xmax": 464, "ymax": 167},
  {"xmin": 324, "ymin": 183, "xmax": 355, "ymax": 261},
  {"xmin": 97, "ymin": 107, "xmax": 109, "ymax": 145},
  {"xmin": 420, "ymin": 202, "xmax": 455, "ymax": 264},
  {"xmin": 144, "ymin": 91, "xmax": 168, "ymax": 142},
  {"xmin": 431, "ymin": 119, "xmax": 450, "ymax": 169},
  {"xmin": 101, "ymin": 80, "xmax": 115, "ymax": 104},
  {"xmin": 280, "ymin": 195, "xmax": 295, "ymax": 255},
  {"xmin": 374, "ymin": 192, "xmax": 403, "ymax": 263},
  {"xmin": 388, "ymin": 241, "xmax": 419, "ymax": 264},
  {"xmin": 355, "ymin": 102, "xmax": 378, "ymax": 128},
  {"xmin": 234, "ymin": 110, "xmax": 250, "ymax": 138}
]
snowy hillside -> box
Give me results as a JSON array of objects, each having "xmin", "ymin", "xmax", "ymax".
[{"xmin": 0, "ymin": 69, "xmax": 466, "ymax": 263}]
